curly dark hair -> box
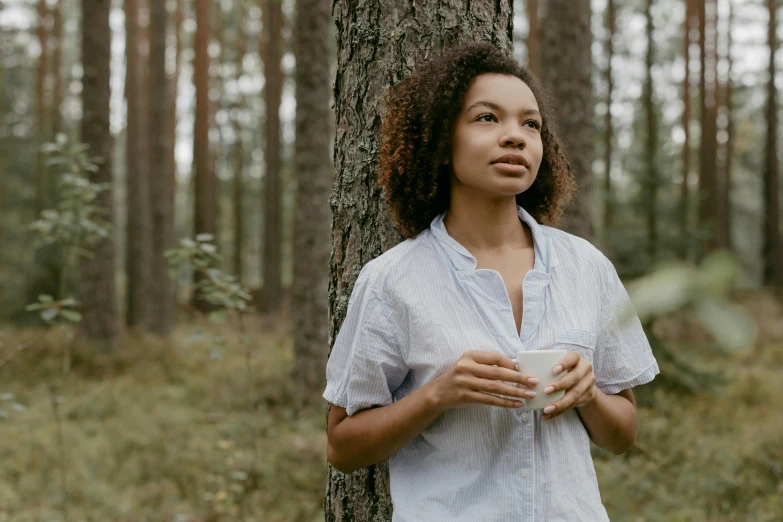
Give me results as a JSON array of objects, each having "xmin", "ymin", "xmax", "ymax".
[{"xmin": 378, "ymin": 42, "xmax": 576, "ymax": 239}]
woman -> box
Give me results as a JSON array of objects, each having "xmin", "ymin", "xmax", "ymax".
[{"xmin": 323, "ymin": 43, "xmax": 659, "ymax": 521}]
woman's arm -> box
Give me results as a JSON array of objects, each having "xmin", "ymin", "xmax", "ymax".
[
  {"xmin": 575, "ymin": 388, "xmax": 637, "ymax": 455},
  {"xmin": 327, "ymin": 380, "xmax": 443, "ymax": 474},
  {"xmin": 538, "ymin": 351, "xmax": 637, "ymax": 455},
  {"xmin": 327, "ymin": 350, "xmax": 537, "ymax": 473}
]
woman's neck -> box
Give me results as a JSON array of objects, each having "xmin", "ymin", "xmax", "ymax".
[{"xmin": 442, "ymin": 192, "xmax": 529, "ymax": 252}]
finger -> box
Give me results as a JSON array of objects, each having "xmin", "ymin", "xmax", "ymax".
[
  {"xmin": 460, "ymin": 352, "xmax": 537, "ymax": 386},
  {"xmin": 463, "ymin": 375, "xmax": 537, "ymax": 401},
  {"xmin": 552, "ymin": 351, "xmax": 582, "ymax": 374},
  {"xmin": 542, "ymin": 365, "xmax": 586, "ymax": 397},
  {"xmin": 464, "ymin": 390, "xmax": 525, "ymax": 409},
  {"xmin": 542, "ymin": 374, "xmax": 596, "ymax": 418},
  {"xmin": 546, "ymin": 389, "xmax": 594, "ymax": 419},
  {"xmin": 465, "ymin": 350, "xmax": 518, "ymax": 371},
  {"xmin": 472, "ymin": 363, "xmax": 538, "ymax": 387}
]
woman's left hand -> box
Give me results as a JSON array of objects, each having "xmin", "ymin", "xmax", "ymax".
[{"xmin": 541, "ymin": 351, "xmax": 598, "ymax": 420}]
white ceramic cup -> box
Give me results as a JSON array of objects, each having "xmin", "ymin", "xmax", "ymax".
[{"xmin": 511, "ymin": 350, "xmax": 568, "ymax": 410}]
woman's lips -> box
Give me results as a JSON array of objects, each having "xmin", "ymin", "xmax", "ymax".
[{"xmin": 492, "ymin": 162, "xmax": 529, "ymax": 174}]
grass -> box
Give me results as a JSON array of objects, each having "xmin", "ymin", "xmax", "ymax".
[
  {"xmin": 0, "ymin": 317, "xmax": 327, "ymax": 522},
  {"xmin": 0, "ymin": 291, "xmax": 781, "ymax": 521}
]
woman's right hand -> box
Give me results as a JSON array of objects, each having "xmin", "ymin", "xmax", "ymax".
[{"xmin": 427, "ymin": 350, "xmax": 539, "ymax": 411}]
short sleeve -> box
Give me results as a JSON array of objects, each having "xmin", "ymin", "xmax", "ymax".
[
  {"xmin": 593, "ymin": 257, "xmax": 660, "ymax": 395},
  {"xmin": 323, "ymin": 268, "xmax": 409, "ymax": 416}
]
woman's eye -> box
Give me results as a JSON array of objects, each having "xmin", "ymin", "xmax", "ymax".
[
  {"xmin": 476, "ymin": 113, "xmax": 497, "ymax": 122},
  {"xmin": 525, "ymin": 120, "xmax": 541, "ymax": 130}
]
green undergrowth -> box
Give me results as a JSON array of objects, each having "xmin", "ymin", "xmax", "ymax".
[{"xmin": 0, "ymin": 293, "xmax": 781, "ymax": 521}]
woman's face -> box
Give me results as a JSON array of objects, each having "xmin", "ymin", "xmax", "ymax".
[{"xmin": 449, "ymin": 73, "xmax": 544, "ymax": 200}]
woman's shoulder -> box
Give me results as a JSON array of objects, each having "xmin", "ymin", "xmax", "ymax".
[
  {"xmin": 356, "ymin": 229, "xmax": 438, "ymax": 291},
  {"xmin": 542, "ymin": 225, "xmax": 606, "ymax": 260}
]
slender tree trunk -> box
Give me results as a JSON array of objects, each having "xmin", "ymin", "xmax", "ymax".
[
  {"xmin": 80, "ymin": 0, "xmax": 119, "ymax": 347},
  {"xmin": 233, "ymin": 0, "xmax": 247, "ymax": 282},
  {"xmin": 698, "ymin": 0, "xmax": 719, "ymax": 255},
  {"xmin": 644, "ymin": 0, "xmax": 657, "ymax": 263},
  {"xmin": 51, "ymin": 0, "xmax": 64, "ymax": 138},
  {"xmin": 36, "ymin": 0, "xmax": 50, "ymax": 215},
  {"xmin": 603, "ymin": 0, "xmax": 615, "ymax": 237},
  {"xmin": 148, "ymin": 0, "xmax": 175, "ymax": 334},
  {"xmin": 292, "ymin": 0, "xmax": 332, "ymax": 400},
  {"xmin": 125, "ymin": 0, "xmax": 152, "ymax": 328},
  {"xmin": 192, "ymin": 0, "xmax": 217, "ymax": 310},
  {"xmin": 680, "ymin": 0, "xmax": 695, "ymax": 258},
  {"xmin": 540, "ymin": 0, "xmax": 594, "ymax": 240},
  {"xmin": 763, "ymin": 0, "xmax": 783, "ymax": 286},
  {"xmin": 169, "ymin": 0, "xmax": 183, "ymax": 220},
  {"xmin": 526, "ymin": 0, "xmax": 540, "ymax": 77},
  {"xmin": 260, "ymin": 0, "xmax": 283, "ymax": 314},
  {"xmin": 210, "ymin": 0, "xmax": 225, "ymax": 251},
  {"xmin": 325, "ymin": 3, "xmax": 513, "ymax": 518},
  {"xmin": 717, "ymin": 0, "xmax": 733, "ymax": 251}
]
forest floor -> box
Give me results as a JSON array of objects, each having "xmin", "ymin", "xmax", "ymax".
[{"xmin": 0, "ymin": 291, "xmax": 781, "ymax": 522}]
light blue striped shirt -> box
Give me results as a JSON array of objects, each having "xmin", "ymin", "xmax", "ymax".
[{"xmin": 324, "ymin": 205, "xmax": 659, "ymax": 521}]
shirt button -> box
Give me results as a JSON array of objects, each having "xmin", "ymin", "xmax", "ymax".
[
  {"xmin": 522, "ymin": 469, "xmax": 530, "ymax": 477},
  {"xmin": 520, "ymin": 412, "xmax": 529, "ymax": 421}
]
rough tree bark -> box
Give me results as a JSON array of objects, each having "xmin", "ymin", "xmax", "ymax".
[
  {"xmin": 291, "ymin": 0, "xmax": 332, "ymax": 399},
  {"xmin": 540, "ymin": 0, "xmax": 594, "ymax": 241},
  {"xmin": 125, "ymin": 0, "xmax": 152, "ymax": 328},
  {"xmin": 80, "ymin": 0, "xmax": 119, "ymax": 347},
  {"xmin": 325, "ymin": 2, "xmax": 513, "ymax": 519},
  {"xmin": 148, "ymin": 0, "xmax": 174, "ymax": 334}
]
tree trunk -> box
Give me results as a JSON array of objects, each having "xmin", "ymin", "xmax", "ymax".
[
  {"xmin": 210, "ymin": 0, "xmax": 225, "ymax": 251},
  {"xmin": 233, "ymin": 0, "xmax": 247, "ymax": 283},
  {"xmin": 291, "ymin": 0, "xmax": 332, "ymax": 400},
  {"xmin": 80, "ymin": 0, "xmax": 119, "ymax": 347},
  {"xmin": 325, "ymin": 2, "xmax": 513, "ymax": 519},
  {"xmin": 260, "ymin": 0, "xmax": 284, "ymax": 314},
  {"xmin": 192, "ymin": 0, "xmax": 217, "ymax": 310},
  {"xmin": 169, "ymin": 0, "xmax": 183, "ymax": 219},
  {"xmin": 763, "ymin": 0, "xmax": 783, "ymax": 286},
  {"xmin": 51, "ymin": 0, "xmax": 64, "ymax": 137},
  {"xmin": 644, "ymin": 0, "xmax": 657, "ymax": 263},
  {"xmin": 680, "ymin": 0, "xmax": 695, "ymax": 258},
  {"xmin": 540, "ymin": 0, "xmax": 594, "ymax": 240},
  {"xmin": 36, "ymin": 0, "xmax": 50, "ymax": 215},
  {"xmin": 717, "ymin": 0, "xmax": 733, "ymax": 252},
  {"xmin": 603, "ymin": 0, "xmax": 615, "ymax": 237},
  {"xmin": 125, "ymin": 0, "xmax": 152, "ymax": 328},
  {"xmin": 148, "ymin": 0, "xmax": 175, "ymax": 334},
  {"xmin": 698, "ymin": 0, "xmax": 719, "ymax": 255},
  {"xmin": 525, "ymin": 0, "xmax": 540, "ymax": 77}
]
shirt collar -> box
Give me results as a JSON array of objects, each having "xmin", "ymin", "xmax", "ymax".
[{"xmin": 429, "ymin": 205, "xmax": 557, "ymax": 272}]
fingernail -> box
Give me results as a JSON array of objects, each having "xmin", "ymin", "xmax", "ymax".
[
  {"xmin": 544, "ymin": 405, "xmax": 555, "ymax": 414},
  {"xmin": 528, "ymin": 378, "xmax": 539, "ymax": 385},
  {"xmin": 524, "ymin": 391, "xmax": 537, "ymax": 398},
  {"xmin": 552, "ymin": 365, "xmax": 563, "ymax": 374},
  {"xmin": 544, "ymin": 386, "xmax": 555, "ymax": 394}
]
